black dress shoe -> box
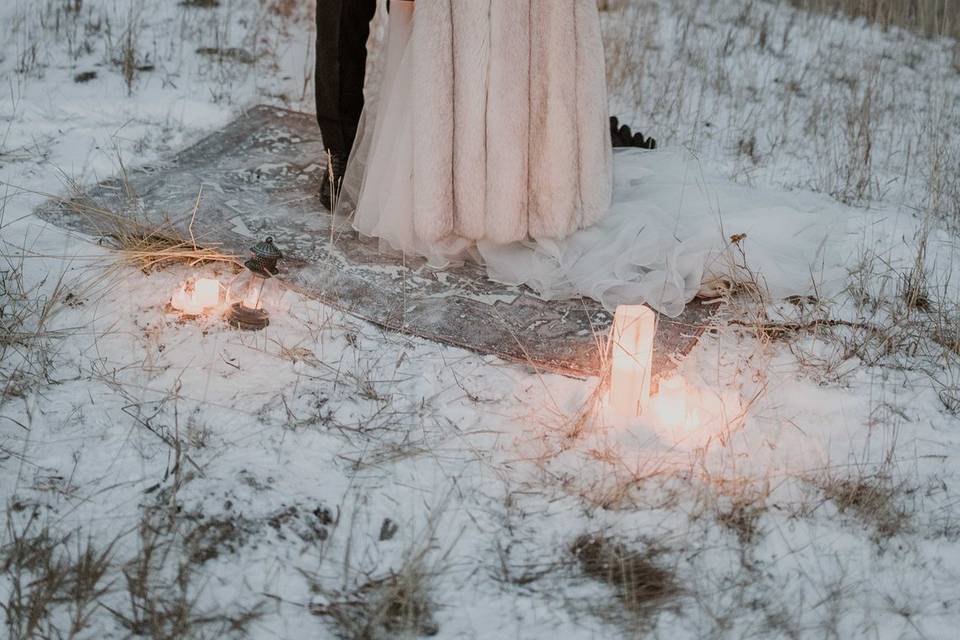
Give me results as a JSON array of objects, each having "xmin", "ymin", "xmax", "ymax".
[
  {"xmin": 320, "ymin": 152, "xmax": 348, "ymax": 211},
  {"xmin": 610, "ymin": 116, "xmax": 657, "ymax": 150}
]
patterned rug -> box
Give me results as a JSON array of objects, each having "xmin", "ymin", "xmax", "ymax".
[{"xmin": 37, "ymin": 105, "xmax": 717, "ymax": 379}]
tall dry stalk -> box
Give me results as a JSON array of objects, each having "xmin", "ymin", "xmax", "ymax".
[{"xmin": 790, "ymin": 0, "xmax": 958, "ymax": 39}]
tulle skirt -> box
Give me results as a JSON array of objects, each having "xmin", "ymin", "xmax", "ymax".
[{"xmin": 337, "ymin": 2, "xmax": 847, "ymax": 317}]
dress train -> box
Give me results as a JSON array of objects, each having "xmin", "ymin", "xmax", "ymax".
[{"xmin": 337, "ymin": 2, "xmax": 847, "ymax": 317}]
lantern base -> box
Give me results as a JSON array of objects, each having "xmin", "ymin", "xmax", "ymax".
[{"xmin": 226, "ymin": 302, "xmax": 270, "ymax": 330}]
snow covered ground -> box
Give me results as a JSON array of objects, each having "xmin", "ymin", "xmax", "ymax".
[{"xmin": 2, "ymin": 0, "xmax": 960, "ymax": 638}]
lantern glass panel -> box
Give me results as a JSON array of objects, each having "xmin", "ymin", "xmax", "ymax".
[{"xmin": 226, "ymin": 270, "xmax": 283, "ymax": 312}]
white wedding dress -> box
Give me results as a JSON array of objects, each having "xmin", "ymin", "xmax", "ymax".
[{"xmin": 337, "ymin": 1, "xmax": 847, "ymax": 317}]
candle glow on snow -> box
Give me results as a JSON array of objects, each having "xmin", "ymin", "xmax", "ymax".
[
  {"xmin": 608, "ymin": 304, "xmax": 701, "ymax": 431},
  {"xmin": 170, "ymin": 278, "xmax": 221, "ymax": 316},
  {"xmin": 651, "ymin": 375, "xmax": 702, "ymax": 432}
]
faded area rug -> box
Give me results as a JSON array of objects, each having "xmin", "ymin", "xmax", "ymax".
[{"xmin": 37, "ymin": 105, "xmax": 717, "ymax": 379}]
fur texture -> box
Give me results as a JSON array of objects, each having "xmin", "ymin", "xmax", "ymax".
[
  {"xmin": 528, "ymin": 0, "xmax": 579, "ymax": 240},
  {"xmin": 485, "ymin": 0, "xmax": 530, "ymax": 243},
  {"xmin": 406, "ymin": 1, "xmax": 612, "ymax": 245},
  {"xmin": 574, "ymin": 0, "xmax": 614, "ymax": 228},
  {"xmin": 411, "ymin": 0, "xmax": 454, "ymax": 243},
  {"xmin": 451, "ymin": 0, "xmax": 491, "ymax": 240}
]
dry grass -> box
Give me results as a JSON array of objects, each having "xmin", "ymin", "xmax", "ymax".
[
  {"xmin": 817, "ymin": 472, "xmax": 914, "ymax": 541},
  {"xmin": 1, "ymin": 507, "xmax": 117, "ymax": 640},
  {"xmin": 104, "ymin": 514, "xmax": 262, "ymax": 639},
  {"xmin": 717, "ymin": 216, "xmax": 960, "ymax": 409},
  {"xmin": 0, "ymin": 211, "xmax": 70, "ymax": 400},
  {"xmin": 715, "ymin": 492, "xmax": 768, "ymax": 547},
  {"xmin": 3, "ymin": 0, "xmax": 299, "ymax": 105},
  {"xmin": 39, "ymin": 178, "xmax": 240, "ymax": 273},
  {"xmin": 791, "ymin": 0, "xmax": 959, "ymax": 39},
  {"xmin": 300, "ymin": 492, "xmax": 454, "ymax": 639},
  {"xmin": 308, "ymin": 530, "xmax": 442, "ymax": 639},
  {"xmin": 309, "ymin": 565, "xmax": 440, "ymax": 639},
  {"xmin": 571, "ymin": 534, "xmax": 681, "ymax": 626},
  {"xmin": 179, "ymin": 0, "xmax": 222, "ymax": 8},
  {"xmin": 92, "ymin": 212, "xmax": 236, "ymax": 273},
  {"xmin": 601, "ymin": 0, "xmax": 960, "ymax": 229},
  {"xmin": 0, "ymin": 250, "xmax": 68, "ymax": 360},
  {"xmin": 2, "ymin": 179, "xmax": 237, "ymax": 408},
  {"xmin": 195, "ymin": 46, "xmax": 257, "ymax": 65}
]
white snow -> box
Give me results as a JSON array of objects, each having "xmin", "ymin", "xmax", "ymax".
[{"xmin": 1, "ymin": 1, "xmax": 959, "ymax": 638}]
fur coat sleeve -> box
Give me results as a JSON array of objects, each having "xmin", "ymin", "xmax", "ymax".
[{"xmin": 410, "ymin": 0, "xmax": 613, "ymax": 245}]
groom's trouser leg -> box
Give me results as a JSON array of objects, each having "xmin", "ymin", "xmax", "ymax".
[{"xmin": 315, "ymin": 0, "xmax": 378, "ymax": 158}]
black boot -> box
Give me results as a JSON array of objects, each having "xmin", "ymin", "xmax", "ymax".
[
  {"xmin": 610, "ymin": 116, "xmax": 657, "ymax": 150},
  {"xmin": 320, "ymin": 152, "xmax": 348, "ymax": 211}
]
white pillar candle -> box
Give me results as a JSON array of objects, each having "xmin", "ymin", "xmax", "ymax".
[
  {"xmin": 194, "ymin": 278, "xmax": 220, "ymax": 308},
  {"xmin": 609, "ymin": 304, "xmax": 657, "ymax": 417},
  {"xmin": 170, "ymin": 285, "xmax": 192, "ymax": 312}
]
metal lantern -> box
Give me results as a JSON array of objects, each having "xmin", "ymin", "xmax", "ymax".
[{"xmin": 225, "ymin": 237, "xmax": 283, "ymax": 330}]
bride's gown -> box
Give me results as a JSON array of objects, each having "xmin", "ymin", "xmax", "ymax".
[{"xmin": 337, "ymin": 1, "xmax": 846, "ymax": 317}]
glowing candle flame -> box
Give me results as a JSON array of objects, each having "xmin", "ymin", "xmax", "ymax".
[
  {"xmin": 243, "ymin": 287, "xmax": 264, "ymax": 310},
  {"xmin": 170, "ymin": 278, "xmax": 220, "ymax": 315},
  {"xmin": 194, "ymin": 278, "xmax": 220, "ymax": 308}
]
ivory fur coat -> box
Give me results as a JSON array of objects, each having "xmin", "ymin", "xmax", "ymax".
[{"xmin": 351, "ymin": 0, "xmax": 614, "ymax": 250}]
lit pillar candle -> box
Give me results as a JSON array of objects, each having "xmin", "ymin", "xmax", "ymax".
[
  {"xmin": 171, "ymin": 278, "xmax": 220, "ymax": 315},
  {"xmin": 170, "ymin": 286, "xmax": 194, "ymax": 313},
  {"xmin": 609, "ymin": 304, "xmax": 657, "ymax": 417},
  {"xmin": 194, "ymin": 278, "xmax": 220, "ymax": 308}
]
